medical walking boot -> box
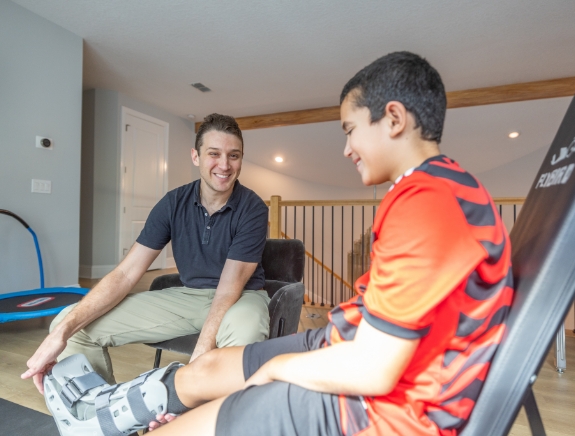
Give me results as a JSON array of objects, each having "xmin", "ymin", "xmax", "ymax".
[{"xmin": 44, "ymin": 353, "xmax": 183, "ymax": 436}]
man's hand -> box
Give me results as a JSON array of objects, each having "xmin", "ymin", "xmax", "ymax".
[
  {"xmin": 188, "ymin": 344, "xmax": 215, "ymax": 363},
  {"xmin": 21, "ymin": 243, "xmax": 161, "ymax": 395},
  {"xmin": 21, "ymin": 331, "xmax": 68, "ymax": 394},
  {"xmin": 188, "ymin": 259, "xmax": 258, "ymax": 364}
]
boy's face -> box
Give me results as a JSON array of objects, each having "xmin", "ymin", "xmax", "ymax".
[{"xmin": 341, "ymin": 95, "xmax": 394, "ymax": 186}]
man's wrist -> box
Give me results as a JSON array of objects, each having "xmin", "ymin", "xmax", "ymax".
[{"xmin": 50, "ymin": 319, "xmax": 73, "ymax": 342}]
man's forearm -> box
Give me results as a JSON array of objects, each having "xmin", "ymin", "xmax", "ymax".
[
  {"xmin": 51, "ymin": 267, "xmax": 135, "ymax": 340},
  {"xmin": 192, "ymin": 290, "xmax": 242, "ymax": 357}
]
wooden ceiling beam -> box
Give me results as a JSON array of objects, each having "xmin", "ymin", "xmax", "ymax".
[{"xmin": 195, "ymin": 76, "xmax": 575, "ymax": 132}]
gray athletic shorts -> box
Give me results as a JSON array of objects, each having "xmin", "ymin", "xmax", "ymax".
[{"xmin": 215, "ymin": 328, "xmax": 344, "ymax": 436}]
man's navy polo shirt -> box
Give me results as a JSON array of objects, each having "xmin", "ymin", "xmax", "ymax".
[{"xmin": 136, "ymin": 180, "xmax": 268, "ymax": 290}]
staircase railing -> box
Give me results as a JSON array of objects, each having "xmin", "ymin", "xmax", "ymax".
[{"xmin": 267, "ymin": 196, "xmax": 525, "ymax": 307}]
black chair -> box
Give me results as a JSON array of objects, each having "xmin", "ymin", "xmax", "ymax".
[
  {"xmin": 460, "ymin": 97, "xmax": 575, "ymax": 436},
  {"xmin": 145, "ymin": 239, "xmax": 305, "ymax": 368}
]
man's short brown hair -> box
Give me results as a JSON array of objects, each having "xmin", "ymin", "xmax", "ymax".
[{"xmin": 195, "ymin": 113, "xmax": 243, "ymax": 152}]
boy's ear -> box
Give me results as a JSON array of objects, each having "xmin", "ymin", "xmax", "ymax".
[{"xmin": 385, "ymin": 101, "xmax": 408, "ymax": 138}]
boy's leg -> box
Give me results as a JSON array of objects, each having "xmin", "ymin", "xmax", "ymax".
[
  {"xmin": 215, "ymin": 289, "xmax": 271, "ymax": 346},
  {"xmin": 173, "ymin": 328, "xmax": 326, "ymax": 409},
  {"xmin": 152, "ymin": 382, "xmax": 342, "ymax": 436},
  {"xmin": 50, "ymin": 287, "xmax": 211, "ymax": 384}
]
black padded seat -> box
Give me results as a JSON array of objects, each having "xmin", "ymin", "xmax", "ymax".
[
  {"xmin": 461, "ymin": 97, "xmax": 575, "ymax": 435},
  {"xmin": 145, "ymin": 239, "xmax": 305, "ymax": 365}
]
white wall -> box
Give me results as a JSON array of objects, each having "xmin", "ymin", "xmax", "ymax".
[
  {"xmin": 0, "ymin": 1, "xmax": 83, "ymax": 294},
  {"xmin": 239, "ymin": 159, "xmax": 378, "ymax": 201},
  {"xmin": 475, "ymin": 147, "xmax": 547, "ymax": 198},
  {"xmin": 79, "ymin": 89, "xmax": 197, "ymax": 278}
]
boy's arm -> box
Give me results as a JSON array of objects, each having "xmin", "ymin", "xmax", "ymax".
[{"xmin": 247, "ymin": 318, "xmax": 419, "ymax": 396}]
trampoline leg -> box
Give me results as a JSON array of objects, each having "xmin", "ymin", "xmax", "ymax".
[{"xmin": 554, "ymin": 323, "xmax": 566, "ymax": 373}]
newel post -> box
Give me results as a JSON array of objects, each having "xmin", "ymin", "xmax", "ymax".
[{"xmin": 269, "ymin": 195, "xmax": 282, "ymax": 239}]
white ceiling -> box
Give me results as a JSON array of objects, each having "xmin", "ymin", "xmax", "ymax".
[
  {"xmin": 243, "ymin": 97, "xmax": 572, "ymax": 188},
  {"xmin": 11, "ymin": 0, "xmax": 575, "ymax": 187}
]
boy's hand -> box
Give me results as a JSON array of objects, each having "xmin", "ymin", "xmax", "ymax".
[
  {"xmin": 243, "ymin": 360, "xmax": 275, "ymax": 388},
  {"xmin": 148, "ymin": 413, "xmax": 177, "ymax": 431}
]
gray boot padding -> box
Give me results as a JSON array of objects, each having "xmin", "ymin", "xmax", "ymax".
[{"xmin": 44, "ymin": 353, "xmax": 182, "ymax": 436}]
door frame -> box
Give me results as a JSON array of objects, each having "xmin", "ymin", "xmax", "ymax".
[{"xmin": 119, "ymin": 106, "xmax": 169, "ymax": 268}]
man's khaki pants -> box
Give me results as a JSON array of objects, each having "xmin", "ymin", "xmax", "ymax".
[{"xmin": 50, "ymin": 287, "xmax": 270, "ymax": 384}]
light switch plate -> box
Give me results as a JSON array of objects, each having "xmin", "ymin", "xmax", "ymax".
[{"xmin": 31, "ymin": 179, "xmax": 51, "ymax": 194}]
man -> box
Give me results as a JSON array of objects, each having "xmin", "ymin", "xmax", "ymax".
[
  {"xmin": 44, "ymin": 52, "xmax": 514, "ymax": 436},
  {"xmin": 23, "ymin": 113, "xmax": 271, "ymax": 389}
]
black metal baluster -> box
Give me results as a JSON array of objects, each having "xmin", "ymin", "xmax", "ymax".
[
  {"xmin": 351, "ymin": 205, "xmax": 354, "ymax": 301},
  {"xmin": 311, "ymin": 206, "xmax": 315, "ymax": 305},
  {"xmin": 321, "ymin": 206, "xmax": 325, "ymax": 306},
  {"xmin": 331, "ymin": 205, "xmax": 334, "ymax": 307},
  {"xmin": 341, "ymin": 206, "xmax": 344, "ymax": 306},
  {"xmin": 302, "ymin": 207, "xmax": 306, "ymax": 293},
  {"xmin": 361, "ymin": 206, "xmax": 365, "ymax": 274}
]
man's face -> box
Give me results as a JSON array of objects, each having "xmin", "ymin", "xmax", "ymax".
[
  {"xmin": 192, "ymin": 130, "xmax": 243, "ymax": 195},
  {"xmin": 341, "ymin": 95, "xmax": 393, "ymax": 186}
]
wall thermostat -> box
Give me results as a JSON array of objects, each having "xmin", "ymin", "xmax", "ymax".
[{"xmin": 36, "ymin": 136, "xmax": 53, "ymax": 150}]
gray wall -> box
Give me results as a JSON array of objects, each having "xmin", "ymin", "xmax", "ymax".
[
  {"xmin": 0, "ymin": 1, "xmax": 83, "ymax": 294},
  {"xmin": 80, "ymin": 89, "xmax": 197, "ymax": 277},
  {"xmin": 476, "ymin": 147, "xmax": 547, "ymax": 198}
]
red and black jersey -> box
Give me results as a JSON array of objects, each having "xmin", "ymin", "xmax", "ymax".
[{"xmin": 325, "ymin": 155, "xmax": 513, "ymax": 435}]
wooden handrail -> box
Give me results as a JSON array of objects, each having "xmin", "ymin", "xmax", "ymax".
[
  {"xmin": 266, "ymin": 197, "xmax": 525, "ymax": 207},
  {"xmin": 493, "ymin": 197, "xmax": 525, "ymax": 205}
]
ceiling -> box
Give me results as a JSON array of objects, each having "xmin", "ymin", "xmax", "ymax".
[{"xmin": 11, "ymin": 0, "xmax": 575, "ymax": 188}]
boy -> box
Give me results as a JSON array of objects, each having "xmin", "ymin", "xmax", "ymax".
[{"xmin": 46, "ymin": 52, "xmax": 514, "ymax": 436}]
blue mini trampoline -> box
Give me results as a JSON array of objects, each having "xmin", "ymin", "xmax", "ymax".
[{"xmin": 0, "ymin": 209, "xmax": 89, "ymax": 323}]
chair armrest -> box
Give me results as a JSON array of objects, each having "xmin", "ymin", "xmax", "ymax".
[
  {"xmin": 268, "ymin": 282, "xmax": 304, "ymax": 339},
  {"xmin": 263, "ymin": 279, "xmax": 291, "ymax": 299},
  {"xmin": 149, "ymin": 274, "xmax": 183, "ymax": 291}
]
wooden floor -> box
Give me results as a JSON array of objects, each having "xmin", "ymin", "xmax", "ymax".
[{"xmin": 1, "ymin": 269, "xmax": 574, "ymax": 435}]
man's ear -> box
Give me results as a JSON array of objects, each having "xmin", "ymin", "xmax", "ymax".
[
  {"xmin": 191, "ymin": 148, "xmax": 200, "ymax": 167},
  {"xmin": 385, "ymin": 101, "xmax": 408, "ymax": 138}
]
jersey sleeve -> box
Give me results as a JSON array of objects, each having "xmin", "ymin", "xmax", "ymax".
[
  {"xmin": 135, "ymin": 193, "xmax": 172, "ymax": 250},
  {"xmin": 226, "ymin": 202, "xmax": 268, "ymax": 263},
  {"xmin": 361, "ymin": 180, "xmax": 487, "ymax": 339}
]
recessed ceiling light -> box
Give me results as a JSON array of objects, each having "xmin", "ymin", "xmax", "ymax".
[
  {"xmin": 274, "ymin": 156, "xmax": 284, "ymax": 163},
  {"xmin": 508, "ymin": 131, "xmax": 520, "ymax": 139}
]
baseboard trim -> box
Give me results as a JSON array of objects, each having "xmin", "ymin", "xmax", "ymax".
[{"xmin": 79, "ymin": 264, "xmax": 115, "ymax": 279}]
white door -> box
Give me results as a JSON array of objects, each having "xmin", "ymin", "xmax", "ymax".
[{"xmin": 120, "ymin": 108, "xmax": 169, "ymax": 270}]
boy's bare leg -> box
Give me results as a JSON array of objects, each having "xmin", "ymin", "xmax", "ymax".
[
  {"xmin": 174, "ymin": 345, "xmax": 246, "ymax": 409},
  {"xmin": 152, "ymin": 396, "xmax": 227, "ymax": 436}
]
